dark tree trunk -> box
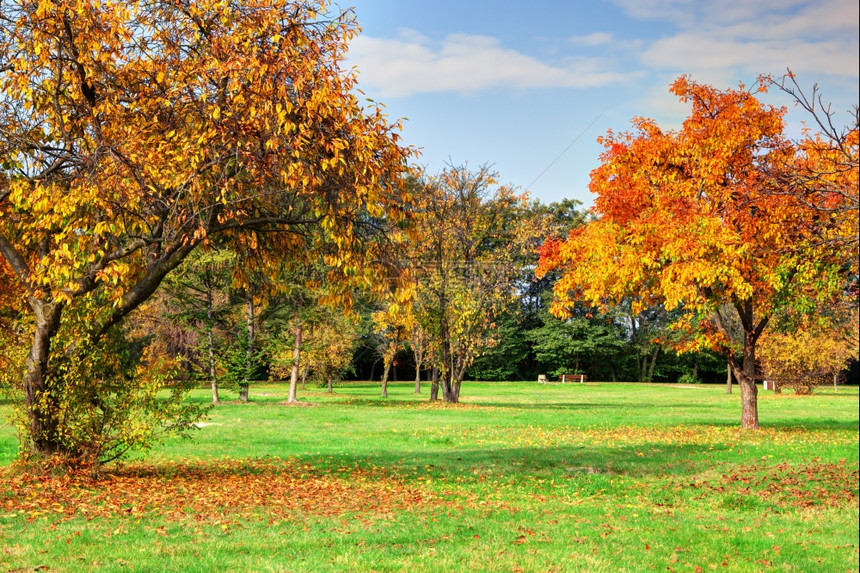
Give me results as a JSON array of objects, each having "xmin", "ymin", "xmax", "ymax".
[
  {"xmin": 441, "ymin": 368, "xmax": 463, "ymax": 403},
  {"xmin": 720, "ymin": 299, "xmax": 767, "ymax": 430},
  {"xmin": 327, "ymin": 376, "xmax": 333, "ymax": 393},
  {"xmin": 736, "ymin": 297, "xmax": 768, "ymax": 429},
  {"xmin": 646, "ymin": 346, "xmax": 658, "ymax": 383},
  {"xmin": 23, "ymin": 301, "xmax": 64, "ymax": 455},
  {"xmin": 739, "ymin": 332, "xmax": 759, "ymax": 429},
  {"xmin": 430, "ymin": 366, "xmax": 439, "ymax": 401}
]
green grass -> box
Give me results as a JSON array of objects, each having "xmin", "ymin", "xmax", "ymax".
[{"xmin": 1, "ymin": 382, "xmax": 857, "ymax": 572}]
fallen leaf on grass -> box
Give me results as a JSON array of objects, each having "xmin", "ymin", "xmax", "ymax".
[{"xmin": 0, "ymin": 458, "xmax": 433, "ymax": 524}]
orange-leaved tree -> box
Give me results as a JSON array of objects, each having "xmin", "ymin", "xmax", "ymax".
[
  {"xmin": 538, "ymin": 77, "xmax": 854, "ymax": 429},
  {"xmin": 0, "ymin": 0, "xmax": 412, "ymax": 462}
]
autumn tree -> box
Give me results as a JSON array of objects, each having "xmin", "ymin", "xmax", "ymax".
[
  {"xmin": 372, "ymin": 303, "xmax": 410, "ymax": 398},
  {"xmin": 759, "ymin": 315, "xmax": 859, "ymax": 395},
  {"xmin": 538, "ymin": 77, "xmax": 852, "ymax": 429},
  {"xmin": 408, "ymin": 165, "xmax": 540, "ymax": 402},
  {"xmin": 0, "ymin": 0, "xmax": 411, "ymax": 463}
]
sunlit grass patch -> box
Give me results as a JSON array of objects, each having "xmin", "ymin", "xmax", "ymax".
[{"xmin": 0, "ymin": 382, "xmax": 856, "ymax": 572}]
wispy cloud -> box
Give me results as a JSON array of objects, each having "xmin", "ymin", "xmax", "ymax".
[
  {"xmin": 348, "ymin": 31, "xmax": 637, "ymax": 98},
  {"xmin": 613, "ymin": 0, "xmax": 859, "ymax": 80},
  {"xmin": 568, "ymin": 32, "xmax": 615, "ymax": 47}
]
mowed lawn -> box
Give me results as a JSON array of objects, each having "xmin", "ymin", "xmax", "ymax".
[{"xmin": 0, "ymin": 382, "xmax": 857, "ymax": 572}]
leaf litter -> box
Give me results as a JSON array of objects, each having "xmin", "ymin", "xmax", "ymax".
[{"xmin": 0, "ymin": 457, "xmax": 432, "ymax": 524}]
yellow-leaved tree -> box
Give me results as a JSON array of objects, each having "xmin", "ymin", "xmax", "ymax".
[
  {"xmin": 406, "ymin": 165, "xmax": 543, "ymax": 403},
  {"xmin": 0, "ymin": 0, "xmax": 412, "ymax": 463}
]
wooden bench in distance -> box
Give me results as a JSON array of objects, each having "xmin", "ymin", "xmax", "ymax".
[{"xmin": 558, "ymin": 374, "xmax": 587, "ymax": 384}]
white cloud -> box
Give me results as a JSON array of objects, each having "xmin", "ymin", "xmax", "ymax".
[
  {"xmin": 613, "ymin": 0, "xmax": 859, "ymax": 80},
  {"xmin": 347, "ymin": 31, "xmax": 637, "ymax": 98},
  {"xmin": 641, "ymin": 35, "xmax": 858, "ymax": 80}
]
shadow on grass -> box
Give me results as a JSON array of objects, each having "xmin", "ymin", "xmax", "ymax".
[
  {"xmin": 252, "ymin": 442, "xmax": 736, "ymax": 482},
  {"xmin": 688, "ymin": 419, "xmax": 860, "ymax": 431}
]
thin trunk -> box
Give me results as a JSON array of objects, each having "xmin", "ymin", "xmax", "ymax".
[
  {"xmin": 726, "ymin": 360, "xmax": 733, "ymax": 395},
  {"xmin": 413, "ymin": 339, "xmax": 424, "ymax": 394},
  {"xmin": 646, "ymin": 346, "xmax": 659, "ymax": 383},
  {"xmin": 300, "ymin": 366, "xmax": 308, "ymax": 390},
  {"xmin": 632, "ymin": 315, "xmax": 643, "ymax": 381},
  {"xmin": 381, "ymin": 361, "xmax": 390, "ymax": 398},
  {"xmin": 327, "ymin": 376, "xmax": 334, "ymax": 393},
  {"xmin": 288, "ymin": 320, "xmax": 302, "ymax": 403},
  {"xmin": 833, "ymin": 371, "xmax": 839, "ymax": 392},
  {"xmin": 207, "ymin": 289, "xmax": 219, "ymax": 404},
  {"xmin": 430, "ymin": 366, "xmax": 439, "ymax": 401},
  {"xmin": 240, "ymin": 295, "xmax": 255, "ymax": 403}
]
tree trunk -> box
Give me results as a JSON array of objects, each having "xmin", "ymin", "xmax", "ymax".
[
  {"xmin": 23, "ymin": 301, "xmax": 64, "ymax": 455},
  {"xmin": 646, "ymin": 346, "xmax": 658, "ymax": 383},
  {"xmin": 441, "ymin": 369, "xmax": 462, "ymax": 403},
  {"xmin": 381, "ymin": 361, "xmax": 390, "ymax": 398},
  {"xmin": 288, "ymin": 321, "xmax": 302, "ymax": 403},
  {"xmin": 738, "ymin": 330, "xmax": 759, "ymax": 429},
  {"xmin": 241, "ymin": 295, "xmax": 255, "ymax": 403},
  {"xmin": 430, "ymin": 366, "xmax": 439, "ymax": 401},
  {"xmin": 207, "ymin": 290, "xmax": 219, "ymax": 404},
  {"xmin": 327, "ymin": 376, "xmax": 334, "ymax": 393},
  {"xmin": 834, "ymin": 371, "xmax": 839, "ymax": 392},
  {"xmin": 726, "ymin": 360, "xmax": 733, "ymax": 395},
  {"xmin": 413, "ymin": 343, "xmax": 424, "ymax": 394},
  {"xmin": 719, "ymin": 300, "xmax": 766, "ymax": 429}
]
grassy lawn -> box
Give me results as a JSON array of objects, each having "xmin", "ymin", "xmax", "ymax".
[{"xmin": 1, "ymin": 382, "xmax": 857, "ymax": 572}]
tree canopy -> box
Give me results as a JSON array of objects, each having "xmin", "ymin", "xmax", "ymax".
[
  {"xmin": 0, "ymin": 0, "xmax": 412, "ymax": 462},
  {"xmin": 538, "ymin": 76, "xmax": 858, "ymax": 428}
]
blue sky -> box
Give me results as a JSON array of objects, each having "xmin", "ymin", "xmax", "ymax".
[{"xmin": 344, "ymin": 0, "xmax": 859, "ymax": 207}]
